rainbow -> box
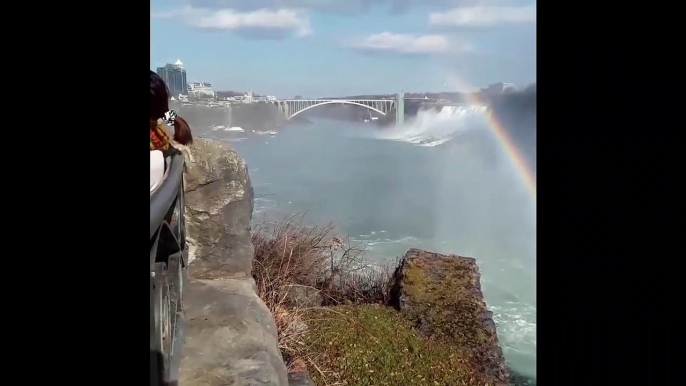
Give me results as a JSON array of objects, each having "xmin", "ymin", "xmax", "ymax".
[{"xmin": 464, "ymin": 92, "xmax": 537, "ymax": 201}]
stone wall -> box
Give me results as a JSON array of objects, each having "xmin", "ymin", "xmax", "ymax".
[{"xmin": 177, "ymin": 139, "xmax": 289, "ymax": 386}]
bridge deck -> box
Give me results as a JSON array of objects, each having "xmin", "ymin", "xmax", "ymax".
[{"xmin": 277, "ymin": 99, "xmax": 395, "ymax": 102}]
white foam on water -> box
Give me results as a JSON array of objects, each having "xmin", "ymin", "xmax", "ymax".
[
  {"xmin": 416, "ymin": 137, "xmax": 452, "ymax": 147},
  {"xmin": 252, "ymin": 130, "xmax": 278, "ymax": 136},
  {"xmin": 489, "ymin": 303, "xmax": 537, "ymax": 379}
]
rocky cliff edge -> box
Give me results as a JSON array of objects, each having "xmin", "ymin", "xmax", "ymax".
[{"xmin": 177, "ymin": 138, "xmax": 289, "ymax": 386}]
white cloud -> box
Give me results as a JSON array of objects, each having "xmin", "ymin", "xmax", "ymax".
[
  {"xmin": 348, "ymin": 32, "xmax": 470, "ymax": 54},
  {"xmin": 152, "ymin": 6, "xmax": 312, "ymax": 38},
  {"xmin": 429, "ymin": 5, "xmax": 536, "ymax": 27},
  {"xmin": 185, "ymin": 0, "xmax": 475, "ymax": 15}
]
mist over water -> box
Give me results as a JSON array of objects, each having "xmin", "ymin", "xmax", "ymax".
[
  {"xmin": 201, "ymin": 104, "xmax": 536, "ymax": 382},
  {"xmin": 374, "ymin": 106, "xmax": 491, "ymax": 148}
]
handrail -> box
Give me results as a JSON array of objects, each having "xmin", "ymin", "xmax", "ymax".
[
  {"xmin": 150, "ymin": 153, "xmax": 185, "ymax": 240},
  {"xmin": 150, "ymin": 150, "xmax": 187, "ymax": 386}
]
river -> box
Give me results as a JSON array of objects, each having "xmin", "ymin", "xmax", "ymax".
[{"xmin": 196, "ymin": 106, "xmax": 536, "ymax": 382}]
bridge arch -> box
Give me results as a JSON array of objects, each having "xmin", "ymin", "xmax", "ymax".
[{"xmin": 287, "ymin": 100, "xmax": 389, "ymax": 119}]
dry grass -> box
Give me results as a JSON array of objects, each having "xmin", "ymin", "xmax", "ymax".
[{"xmin": 251, "ymin": 214, "xmax": 396, "ymax": 370}]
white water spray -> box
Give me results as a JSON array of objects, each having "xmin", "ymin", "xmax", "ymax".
[{"xmin": 374, "ymin": 105, "xmax": 489, "ymax": 147}]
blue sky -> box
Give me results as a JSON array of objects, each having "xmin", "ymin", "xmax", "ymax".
[{"xmin": 150, "ymin": 0, "xmax": 536, "ymax": 97}]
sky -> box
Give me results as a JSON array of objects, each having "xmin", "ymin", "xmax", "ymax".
[{"xmin": 150, "ymin": 0, "xmax": 536, "ymax": 98}]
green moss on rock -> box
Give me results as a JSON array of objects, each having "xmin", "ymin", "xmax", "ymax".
[
  {"xmin": 393, "ymin": 248, "xmax": 510, "ymax": 385},
  {"xmin": 302, "ymin": 304, "xmax": 479, "ymax": 385},
  {"xmin": 402, "ymin": 252, "xmax": 490, "ymax": 349}
]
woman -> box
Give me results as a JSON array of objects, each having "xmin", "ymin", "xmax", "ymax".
[{"xmin": 150, "ymin": 70, "xmax": 193, "ymax": 193}]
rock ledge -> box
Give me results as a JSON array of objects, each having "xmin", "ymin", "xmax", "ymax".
[{"xmin": 391, "ymin": 248, "xmax": 510, "ymax": 385}]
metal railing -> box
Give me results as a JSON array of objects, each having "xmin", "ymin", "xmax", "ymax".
[{"xmin": 150, "ymin": 153, "xmax": 188, "ymax": 386}]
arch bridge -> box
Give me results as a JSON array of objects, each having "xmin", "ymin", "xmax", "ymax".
[{"xmin": 272, "ymin": 96, "xmax": 405, "ymax": 124}]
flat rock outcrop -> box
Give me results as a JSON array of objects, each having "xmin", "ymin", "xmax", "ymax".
[
  {"xmin": 391, "ymin": 248, "xmax": 510, "ymax": 386},
  {"xmin": 178, "ymin": 139, "xmax": 289, "ymax": 386}
]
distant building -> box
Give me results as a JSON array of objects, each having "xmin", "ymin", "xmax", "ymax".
[
  {"xmin": 215, "ymin": 90, "xmax": 277, "ymax": 103},
  {"xmin": 156, "ymin": 60, "xmax": 188, "ymax": 98},
  {"xmin": 238, "ymin": 90, "xmax": 269, "ymax": 103},
  {"xmin": 244, "ymin": 89, "xmax": 254, "ymax": 104},
  {"xmin": 187, "ymin": 82, "xmax": 216, "ymax": 99}
]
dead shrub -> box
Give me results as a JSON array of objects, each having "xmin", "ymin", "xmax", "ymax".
[{"xmin": 251, "ymin": 213, "xmax": 397, "ymax": 369}]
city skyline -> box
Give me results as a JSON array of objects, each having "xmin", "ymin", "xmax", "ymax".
[{"xmin": 150, "ymin": 0, "xmax": 536, "ymax": 97}]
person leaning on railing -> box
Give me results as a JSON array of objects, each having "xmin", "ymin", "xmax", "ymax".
[{"xmin": 150, "ymin": 70, "xmax": 194, "ymax": 194}]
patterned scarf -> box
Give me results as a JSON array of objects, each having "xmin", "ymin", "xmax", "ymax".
[{"xmin": 150, "ymin": 121, "xmax": 170, "ymax": 151}]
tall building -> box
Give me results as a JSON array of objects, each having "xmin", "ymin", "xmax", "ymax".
[{"xmin": 156, "ymin": 59, "xmax": 187, "ymax": 97}]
